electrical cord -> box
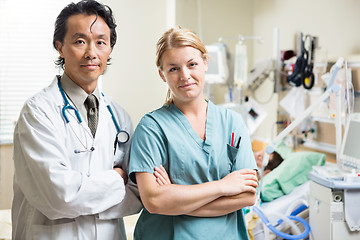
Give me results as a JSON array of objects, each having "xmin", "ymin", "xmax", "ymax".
[{"xmin": 252, "ymin": 77, "xmax": 275, "ymax": 104}]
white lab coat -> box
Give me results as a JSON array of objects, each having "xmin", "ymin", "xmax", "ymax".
[{"xmin": 12, "ymin": 77, "xmax": 142, "ymax": 240}]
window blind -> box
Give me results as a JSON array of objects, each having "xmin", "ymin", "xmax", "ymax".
[{"xmin": 0, "ymin": 0, "xmax": 70, "ymax": 144}]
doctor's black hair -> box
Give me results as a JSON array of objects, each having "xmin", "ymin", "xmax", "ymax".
[{"xmin": 53, "ymin": 0, "xmax": 117, "ymax": 69}]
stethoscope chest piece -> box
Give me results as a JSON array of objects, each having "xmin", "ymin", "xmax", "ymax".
[{"xmin": 117, "ymin": 130, "xmax": 130, "ymax": 144}]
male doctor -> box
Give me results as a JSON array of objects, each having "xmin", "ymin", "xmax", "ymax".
[{"xmin": 12, "ymin": 0, "xmax": 141, "ymax": 239}]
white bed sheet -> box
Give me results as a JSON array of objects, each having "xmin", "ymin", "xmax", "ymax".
[{"xmin": 261, "ymin": 181, "xmax": 310, "ymax": 215}]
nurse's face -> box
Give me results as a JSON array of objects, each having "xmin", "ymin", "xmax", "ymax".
[
  {"xmin": 159, "ymin": 46, "xmax": 208, "ymax": 104},
  {"xmin": 55, "ymin": 14, "xmax": 112, "ymax": 94}
]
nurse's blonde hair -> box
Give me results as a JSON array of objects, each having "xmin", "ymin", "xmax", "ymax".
[{"xmin": 155, "ymin": 26, "xmax": 208, "ymax": 105}]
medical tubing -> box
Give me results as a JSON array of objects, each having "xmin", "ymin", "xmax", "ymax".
[
  {"xmin": 229, "ymin": 87, "xmax": 233, "ymax": 102},
  {"xmin": 277, "ymin": 203, "xmax": 308, "ymax": 226},
  {"xmin": 290, "ymin": 204, "xmax": 308, "ymax": 217},
  {"xmin": 106, "ymin": 105, "xmax": 121, "ymax": 133},
  {"xmin": 270, "ymin": 212, "xmax": 301, "ymax": 236},
  {"xmin": 254, "ymin": 206, "xmax": 308, "ymax": 239},
  {"xmin": 255, "ymin": 148, "xmax": 272, "ymax": 207},
  {"xmin": 345, "ymin": 61, "xmax": 351, "ymax": 114},
  {"xmin": 101, "ymin": 92, "xmax": 122, "ymax": 133},
  {"xmin": 253, "ymin": 206, "xmax": 311, "ymax": 240},
  {"xmin": 335, "ymin": 88, "xmax": 342, "ymax": 161},
  {"xmin": 328, "ymin": 57, "xmax": 344, "ymax": 88},
  {"xmin": 285, "ymin": 199, "xmax": 309, "ymax": 216},
  {"xmin": 57, "ymin": 78, "xmax": 82, "ymax": 123}
]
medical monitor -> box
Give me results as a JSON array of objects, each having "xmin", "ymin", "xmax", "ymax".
[
  {"xmin": 205, "ymin": 44, "xmax": 229, "ymax": 84},
  {"xmin": 339, "ymin": 113, "xmax": 360, "ymax": 171}
]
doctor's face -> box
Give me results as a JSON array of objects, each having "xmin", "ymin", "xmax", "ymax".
[
  {"xmin": 56, "ymin": 14, "xmax": 111, "ymax": 93},
  {"xmin": 159, "ymin": 46, "xmax": 208, "ymax": 105}
]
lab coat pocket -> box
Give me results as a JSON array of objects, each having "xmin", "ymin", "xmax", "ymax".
[
  {"xmin": 30, "ymin": 221, "xmax": 78, "ymax": 239},
  {"xmin": 227, "ymin": 144, "xmax": 239, "ymax": 172}
]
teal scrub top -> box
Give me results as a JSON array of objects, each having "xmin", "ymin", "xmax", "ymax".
[{"xmin": 129, "ymin": 100, "xmax": 257, "ymax": 240}]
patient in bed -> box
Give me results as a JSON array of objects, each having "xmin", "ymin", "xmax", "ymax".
[
  {"xmin": 255, "ymin": 142, "xmax": 326, "ymax": 202},
  {"xmin": 254, "ymin": 150, "xmax": 284, "ymax": 176}
]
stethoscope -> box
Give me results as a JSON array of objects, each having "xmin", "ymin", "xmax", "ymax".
[{"xmin": 57, "ymin": 76, "xmax": 130, "ymax": 154}]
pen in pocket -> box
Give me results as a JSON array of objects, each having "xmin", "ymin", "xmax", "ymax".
[
  {"xmin": 236, "ymin": 137, "xmax": 241, "ymax": 148},
  {"xmin": 231, "ymin": 132, "xmax": 235, "ymax": 147},
  {"xmin": 231, "ymin": 132, "xmax": 241, "ymax": 148}
]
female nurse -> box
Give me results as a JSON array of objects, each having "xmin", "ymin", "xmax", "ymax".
[{"xmin": 129, "ymin": 26, "xmax": 258, "ymax": 240}]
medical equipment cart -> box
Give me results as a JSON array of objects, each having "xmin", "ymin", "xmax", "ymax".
[{"xmin": 308, "ymin": 169, "xmax": 360, "ymax": 240}]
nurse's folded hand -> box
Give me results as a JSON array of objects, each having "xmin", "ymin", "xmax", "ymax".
[
  {"xmin": 220, "ymin": 169, "xmax": 258, "ymax": 196},
  {"xmin": 114, "ymin": 167, "xmax": 128, "ymax": 185},
  {"xmin": 154, "ymin": 165, "xmax": 171, "ymax": 186}
]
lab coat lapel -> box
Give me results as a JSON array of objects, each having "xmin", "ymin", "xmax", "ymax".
[{"xmin": 95, "ymin": 97, "xmax": 113, "ymax": 140}]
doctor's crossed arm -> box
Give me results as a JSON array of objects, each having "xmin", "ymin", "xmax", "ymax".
[
  {"xmin": 11, "ymin": 1, "xmax": 141, "ymax": 240},
  {"xmin": 114, "ymin": 167, "xmax": 128, "ymax": 184}
]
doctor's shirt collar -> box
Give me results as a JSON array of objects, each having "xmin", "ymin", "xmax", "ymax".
[{"xmin": 60, "ymin": 73, "xmax": 101, "ymax": 122}]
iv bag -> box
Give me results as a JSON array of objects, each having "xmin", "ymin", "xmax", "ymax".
[
  {"xmin": 234, "ymin": 42, "xmax": 248, "ymax": 88},
  {"xmin": 328, "ymin": 68, "xmax": 354, "ymax": 120}
]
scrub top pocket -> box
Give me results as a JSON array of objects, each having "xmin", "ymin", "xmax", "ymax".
[{"xmin": 227, "ymin": 144, "xmax": 239, "ymax": 172}]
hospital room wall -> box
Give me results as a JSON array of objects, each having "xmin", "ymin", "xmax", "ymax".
[
  {"xmin": 176, "ymin": 0, "xmax": 255, "ymax": 105},
  {"xmin": 252, "ymin": 0, "xmax": 360, "ymax": 141},
  {"xmin": 101, "ymin": 0, "xmax": 169, "ymax": 126},
  {"xmin": 176, "ymin": 0, "xmax": 360, "ymax": 141}
]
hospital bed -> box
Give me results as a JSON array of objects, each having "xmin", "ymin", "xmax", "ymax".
[
  {"xmin": 245, "ymin": 58, "xmax": 349, "ymax": 239},
  {"xmin": 246, "ymin": 141, "xmax": 327, "ymax": 240},
  {"xmin": 251, "ymin": 182, "xmax": 310, "ymax": 240}
]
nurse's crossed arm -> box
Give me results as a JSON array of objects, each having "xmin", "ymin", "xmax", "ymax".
[
  {"xmin": 153, "ymin": 165, "xmax": 171, "ymax": 186},
  {"xmin": 153, "ymin": 165, "xmax": 257, "ymax": 217},
  {"xmin": 136, "ymin": 166, "xmax": 258, "ymax": 216}
]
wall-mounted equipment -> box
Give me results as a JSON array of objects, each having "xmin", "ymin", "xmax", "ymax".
[
  {"xmin": 205, "ymin": 43, "xmax": 229, "ymax": 84},
  {"xmin": 287, "ymin": 33, "xmax": 318, "ymax": 90}
]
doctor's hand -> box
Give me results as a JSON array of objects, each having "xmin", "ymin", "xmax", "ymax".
[
  {"xmin": 220, "ymin": 169, "xmax": 258, "ymax": 196},
  {"xmin": 153, "ymin": 165, "xmax": 171, "ymax": 185},
  {"xmin": 114, "ymin": 167, "xmax": 128, "ymax": 185}
]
